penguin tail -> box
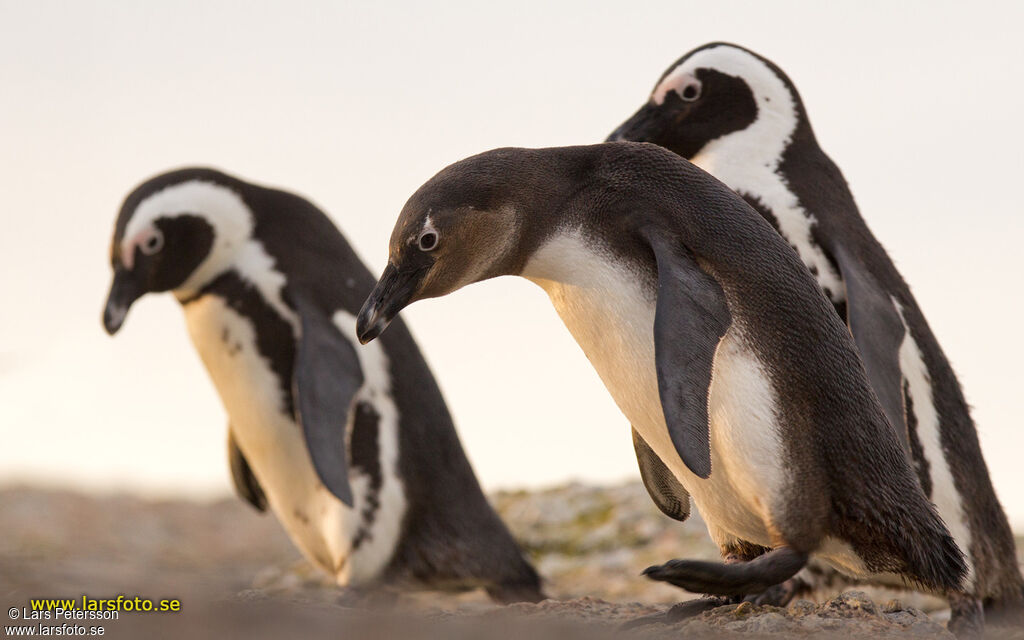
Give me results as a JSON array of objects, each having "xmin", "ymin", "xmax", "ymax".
[
  {"xmin": 899, "ymin": 520, "xmax": 968, "ymax": 594},
  {"xmin": 836, "ymin": 489, "xmax": 968, "ymax": 595}
]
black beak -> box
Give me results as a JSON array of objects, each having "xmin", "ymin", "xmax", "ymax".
[
  {"xmin": 356, "ymin": 264, "xmax": 427, "ymax": 344},
  {"xmin": 103, "ymin": 268, "xmax": 141, "ymax": 335},
  {"xmin": 607, "ymin": 102, "xmax": 660, "ymax": 143}
]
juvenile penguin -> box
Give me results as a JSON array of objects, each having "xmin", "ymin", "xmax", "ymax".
[
  {"xmin": 354, "ymin": 143, "xmax": 971, "ymax": 625},
  {"xmin": 608, "ymin": 42, "xmax": 1023, "ymax": 624},
  {"xmin": 102, "ymin": 167, "xmax": 542, "ymax": 603}
]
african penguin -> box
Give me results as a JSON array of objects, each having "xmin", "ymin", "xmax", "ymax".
[
  {"xmin": 608, "ymin": 42, "xmax": 1023, "ymax": 628},
  {"xmin": 354, "ymin": 143, "xmax": 971, "ymax": 627},
  {"xmin": 102, "ymin": 167, "xmax": 543, "ymax": 603}
]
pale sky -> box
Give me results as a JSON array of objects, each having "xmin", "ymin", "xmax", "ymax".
[{"xmin": 1, "ymin": 1, "xmax": 1022, "ymax": 527}]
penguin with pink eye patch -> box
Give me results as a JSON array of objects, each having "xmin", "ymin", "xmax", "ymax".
[
  {"xmin": 102, "ymin": 167, "xmax": 543, "ymax": 603},
  {"xmin": 608, "ymin": 42, "xmax": 1023, "ymax": 632}
]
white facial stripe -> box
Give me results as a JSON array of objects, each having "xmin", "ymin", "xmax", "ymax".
[
  {"xmin": 679, "ymin": 45, "xmax": 797, "ymax": 166},
  {"xmin": 122, "ymin": 179, "xmax": 253, "ymax": 292},
  {"xmin": 123, "ymin": 178, "xmax": 298, "ymax": 330},
  {"xmin": 419, "ymin": 215, "xmax": 438, "ymax": 246},
  {"xmin": 680, "ymin": 45, "xmax": 845, "ymax": 301}
]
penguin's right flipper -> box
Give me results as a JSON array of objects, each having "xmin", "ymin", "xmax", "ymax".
[
  {"xmin": 291, "ymin": 290, "xmax": 364, "ymax": 507},
  {"xmin": 644, "ymin": 230, "xmax": 732, "ymax": 479},
  {"xmin": 632, "ymin": 427, "xmax": 690, "ymax": 522},
  {"xmin": 643, "ymin": 546, "xmax": 808, "ymax": 596},
  {"xmin": 227, "ymin": 427, "xmax": 267, "ymax": 512},
  {"xmin": 832, "ymin": 246, "xmax": 908, "ymax": 451}
]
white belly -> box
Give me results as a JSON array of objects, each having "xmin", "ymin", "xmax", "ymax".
[
  {"xmin": 523, "ymin": 234, "xmax": 788, "ymax": 549},
  {"xmin": 523, "ymin": 234, "xmax": 903, "ymax": 577},
  {"xmin": 183, "ymin": 296, "xmax": 405, "ymax": 584}
]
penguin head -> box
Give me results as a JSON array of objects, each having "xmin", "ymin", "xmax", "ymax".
[
  {"xmin": 607, "ymin": 42, "xmax": 804, "ymax": 159},
  {"xmin": 357, "ymin": 149, "xmax": 526, "ymax": 343},
  {"xmin": 103, "ymin": 168, "xmax": 253, "ymax": 334}
]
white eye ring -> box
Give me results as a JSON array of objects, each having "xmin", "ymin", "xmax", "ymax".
[
  {"xmin": 140, "ymin": 229, "xmax": 164, "ymax": 256},
  {"xmin": 417, "ymin": 230, "xmax": 438, "ymax": 251},
  {"xmin": 677, "ymin": 79, "xmax": 701, "ymax": 102}
]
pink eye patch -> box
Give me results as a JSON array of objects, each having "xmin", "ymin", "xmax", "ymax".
[{"xmin": 122, "ymin": 227, "xmax": 160, "ymax": 270}]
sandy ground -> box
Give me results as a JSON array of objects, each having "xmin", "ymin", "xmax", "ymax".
[{"xmin": 1, "ymin": 482, "xmax": 1021, "ymax": 638}]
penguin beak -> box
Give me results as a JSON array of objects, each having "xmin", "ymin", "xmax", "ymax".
[
  {"xmin": 103, "ymin": 267, "xmax": 141, "ymax": 335},
  {"xmin": 607, "ymin": 102, "xmax": 660, "ymax": 143},
  {"xmin": 356, "ymin": 264, "xmax": 426, "ymax": 344}
]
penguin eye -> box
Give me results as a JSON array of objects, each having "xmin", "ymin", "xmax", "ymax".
[
  {"xmin": 678, "ymin": 80, "xmax": 701, "ymax": 102},
  {"xmin": 140, "ymin": 229, "xmax": 164, "ymax": 256},
  {"xmin": 417, "ymin": 230, "xmax": 438, "ymax": 252}
]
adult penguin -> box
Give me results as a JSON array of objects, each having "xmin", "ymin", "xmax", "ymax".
[
  {"xmin": 608, "ymin": 42, "xmax": 1023, "ymax": 623},
  {"xmin": 354, "ymin": 143, "xmax": 979, "ymax": 633},
  {"xmin": 103, "ymin": 167, "xmax": 543, "ymax": 603}
]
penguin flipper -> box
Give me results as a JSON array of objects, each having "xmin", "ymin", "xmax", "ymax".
[
  {"xmin": 632, "ymin": 427, "xmax": 690, "ymax": 522},
  {"xmin": 644, "ymin": 231, "xmax": 731, "ymax": 479},
  {"xmin": 832, "ymin": 246, "xmax": 909, "ymax": 451},
  {"xmin": 228, "ymin": 427, "xmax": 267, "ymax": 512},
  {"xmin": 291, "ymin": 290, "xmax": 364, "ymax": 507}
]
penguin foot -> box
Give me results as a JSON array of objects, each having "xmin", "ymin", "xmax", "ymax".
[
  {"xmin": 619, "ymin": 595, "xmax": 736, "ymax": 629},
  {"xmin": 643, "ymin": 546, "xmax": 808, "ymax": 596},
  {"xmin": 947, "ymin": 591, "xmax": 984, "ymax": 638}
]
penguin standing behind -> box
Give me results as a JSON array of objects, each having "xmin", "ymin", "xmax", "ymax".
[
  {"xmin": 102, "ymin": 168, "xmax": 542, "ymax": 603},
  {"xmin": 354, "ymin": 143, "xmax": 975, "ymax": 632},
  {"xmin": 608, "ymin": 42, "xmax": 1023, "ymax": 623}
]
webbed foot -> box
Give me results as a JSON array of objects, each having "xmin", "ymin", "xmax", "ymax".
[{"xmin": 643, "ymin": 546, "xmax": 808, "ymax": 596}]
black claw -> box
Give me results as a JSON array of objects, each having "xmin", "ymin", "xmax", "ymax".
[
  {"xmin": 644, "ymin": 559, "xmax": 688, "ymax": 581},
  {"xmin": 641, "ymin": 564, "xmax": 662, "ymax": 577}
]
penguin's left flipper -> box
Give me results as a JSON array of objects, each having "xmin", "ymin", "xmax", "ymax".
[
  {"xmin": 228, "ymin": 427, "xmax": 267, "ymax": 512},
  {"xmin": 832, "ymin": 246, "xmax": 908, "ymax": 451},
  {"xmin": 643, "ymin": 546, "xmax": 809, "ymax": 597},
  {"xmin": 644, "ymin": 230, "xmax": 731, "ymax": 479},
  {"xmin": 632, "ymin": 427, "xmax": 690, "ymax": 522},
  {"xmin": 291, "ymin": 290, "xmax": 365, "ymax": 507}
]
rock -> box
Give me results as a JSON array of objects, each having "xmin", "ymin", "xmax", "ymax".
[
  {"xmin": 823, "ymin": 590, "xmax": 879, "ymax": 617},
  {"xmin": 733, "ymin": 601, "xmax": 755, "ymax": 617},
  {"xmin": 788, "ymin": 598, "xmax": 817, "ymax": 616},
  {"xmin": 746, "ymin": 611, "xmax": 795, "ymax": 633}
]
